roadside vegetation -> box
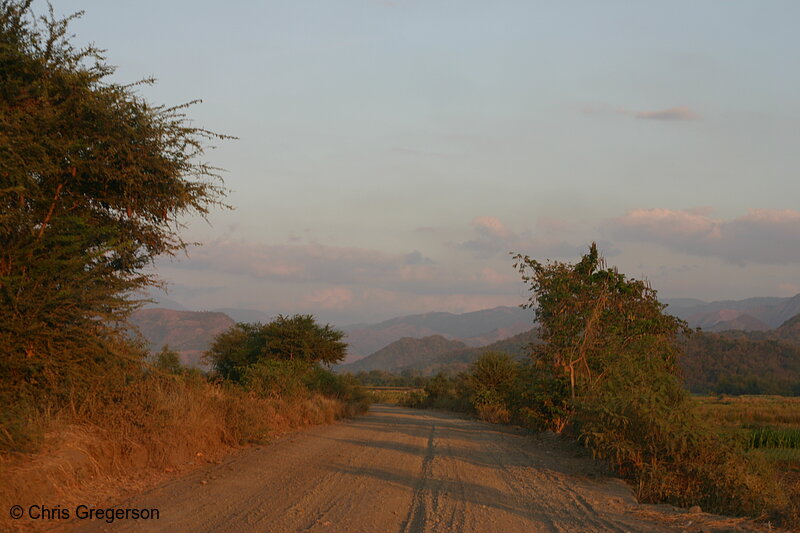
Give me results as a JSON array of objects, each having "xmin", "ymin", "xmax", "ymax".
[
  {"xmin": 401, "ymin": 244, "xmax": 799, "ymax": 527},
  {"xmin": 0, "ymin": 4, "xmax": 367, "ymax": 528}
]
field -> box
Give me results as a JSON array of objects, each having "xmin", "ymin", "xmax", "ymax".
[
  {"xmin": 365, "ymin": 386, "xmax": 421, "ymax": 404},
  {"xmin": 696, "ymin": 395, "xmax": 800, "ymax": 468},
  {"xmin": 695, "ymin": 394, "xmax": 800, "ymax": 522}
]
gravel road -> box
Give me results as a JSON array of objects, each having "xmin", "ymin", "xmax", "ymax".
[{"xmin": 70, "ymin": 405, "xmax": 764, "ymax": 533}]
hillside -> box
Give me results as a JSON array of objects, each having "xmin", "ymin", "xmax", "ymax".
[
  {"xmin": 342, "ymin": 328, "xmax": 540, "ymax": 376},
  {"xmin": 775, "ymin": 313, "xmax": 800, "ymax": 346},
  {"xmin": 342, "ymin": 306, "xmax": 531, "ymax": 360},
  {"xmin": 129, "ymin": 308, "xmax": 235, "ymax": 367},
  {"xmin": 341, "ymin": 335, "xmax": 468, "ymax": 373},
  {"xmin": 681, "ymin": 331, "xmax": 800, "ymax": 395},
  {"xmin": 664, "ymin": 293, "xmax": 800, "ymax": 329}
]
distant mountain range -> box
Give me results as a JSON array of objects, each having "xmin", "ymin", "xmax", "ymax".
[
  {"xmin": 342, "ymin": 335, "xmax": 468, "ymax": 373},
  {"xmin": 128, "ymin": 293, "xmax": 800, "ymax": 374},
  {"xmin": 340, "ymin": 313, "xmax": 800, "ymax": 395},
  {"xmin": 338, "ymin": 329, "xmax": 541, "ymax": 376},
  {"xmin": 663, "ymin": 293, "xmax": 800, "ymax": 331},
  {"xmin": 681, "ymin": 314, "xmax": 800, "ymax": 394},
  {"xmin": 129, "ymin": 305, "xmax": 534, "ymax": 368},
  {"xmin": 129, "ymin": 308, "xmax": 234, "ymax": 367},
  {"xmin": 341, "ymin": 306, "xmax": 532, "ymax": 362}
]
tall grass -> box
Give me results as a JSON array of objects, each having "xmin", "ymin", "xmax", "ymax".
[
  {"xmin": 746, "ymin": 427, "xmax": 800, "ymax": 450},
  {"xmin": 0, "ymin": 367, "xmax": 369, "ymax": 532},
  {"xmin": 695, "ymin": 395, "xmax": 800, "ymax": 427}
]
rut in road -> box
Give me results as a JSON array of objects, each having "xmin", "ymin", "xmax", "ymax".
[{"xmin": 69, "ymin": 405, "xmax": 762, "ymax": 533}]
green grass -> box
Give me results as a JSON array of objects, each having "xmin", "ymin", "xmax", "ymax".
[
  {"xmin": 694, "ymin": 395, "xmax": 800, "ymax": 427},
  {"xmin": 695, "ymin": 395, "xmax": 800, "ymax": 468},
  {"xmin": 366, "ymin": 387, "xmax": 421, "ymax": 404},
  {"xmin": 746, "ymin": 427, "xmax": 800, "ymax": 450}
]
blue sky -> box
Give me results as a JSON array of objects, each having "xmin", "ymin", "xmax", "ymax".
[{"xmin": 42, "ymin": 1, "xmax": 800, "ymax": 323}]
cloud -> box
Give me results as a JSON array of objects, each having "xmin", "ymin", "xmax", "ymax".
[
  {"xmin": 621, "ymin": 106, "xmax": 699, "ymax": 121},
  {"xmin": 457, "ymin": 216, "xmax": 602, "ymax": 260},
  {"xmin": 777, "ymin": 283, "xmax": 799, "ymax": 297},
  {"xmin": 582, "ymin": 103, "xmax": 698, "ymax": 121},
  {"xmin": 304, "ymin": 287, "xmax": 355, "ymax": 309},
  {"xmin": 610, "ymin": 208, "xmax": 800, "ymax": 264},
  {"xmin": 473, "ymin": 216, "xmax": 513, "ymax": 239},
  {"xmin": 175, "ymin": 240, "xmax": 440, "ymax": 287},
  {"xmin": 536, "ymin": 216, "xmax": 572, "ymax": 233},
  {"xmin": 164, "ymin": 239, "xmax": 527, "ymax": 300}
]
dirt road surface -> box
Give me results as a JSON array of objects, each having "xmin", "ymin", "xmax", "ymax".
[{"xmin": 70, "ymin": 405, "xmax": 764, "ymax": 533}]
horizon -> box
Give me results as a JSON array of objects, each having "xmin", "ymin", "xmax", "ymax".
[
  {"xmin": 44, "ymin": 1, "xmax": 800, "ymax": 325},
  {"xmin": 143, "ymin": 292, "xmax": 800, "ymax": 328}
]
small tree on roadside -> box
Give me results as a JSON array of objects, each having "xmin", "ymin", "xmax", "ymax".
[
  {"xmin": 153, "ymin": 345, "xmax": 184, "ymax": 375},
  {"xmin": 205, "ymin": 314, "xmax": 347, "ymax": 383}
]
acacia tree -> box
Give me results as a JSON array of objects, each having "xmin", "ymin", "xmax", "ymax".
[
  {"xmin": 205, "ymin": 315, "xmax": 347, "ymax": 383},
  {"xmin": 0, "ymin": 1, "xmax": 228, "ymax": 401}
]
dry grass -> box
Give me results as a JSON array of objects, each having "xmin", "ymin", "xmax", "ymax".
[
  {"xmin": 695, "ymin": 395, "xmax": 800, "ymax": 428},
  {"xmin": 0, "ymin": 374, "xmax": 361, "ymax": 532},
  {"xmin": 366, "ymin": 387, "xmax": 421, "ymax": 404},
  {"xmin": 694, "ymin": 394, "xmax": 800, "ymax": 529}
]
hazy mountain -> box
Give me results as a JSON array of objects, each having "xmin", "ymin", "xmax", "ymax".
[
  {"xmin": 689, "ymin": 310, "xmax": 770, "ymax": 333},
  {"xmin": 775, "ymin": 314, "xmax": 800, "ymax": 344},
  {"xmin": 212, "ymin": 307, "xmax": 274, "ymax": 324},
  {"xmin": 341, "ymin": 335, "xmax": 468, "ymax": 373},
  {"xmin": 418, "ymin": 329, "xmax": 541, "ymax": 375},
  {"xmin": 340, "ymin": 328, "xmax": 540, "ymax": 376},
  {"xmin": 129, "ymin": 308, "xmax": 235, "ymax": 367},
  {"xmin": 681, "ymin": 330, "xmax": 800, "ymax": 394},
  {"xmin": 342, "ymin": 306, "xmax": 531, "ymax": 361},
  {"xmin": 140, "ymin": 295, "xmax": 187, "ymax": 311},
  {"xmin": 663, "ymin": 293, "xmax": 800, "ymax": 329}
]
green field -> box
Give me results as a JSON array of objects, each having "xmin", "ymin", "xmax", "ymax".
[
  {"xmin": 365, "ymin": 386, "xmax": 421, "ymax": 404},
  {"xmin": 695, "ymin": 394, "xmax": 800, "ymax": 512}
]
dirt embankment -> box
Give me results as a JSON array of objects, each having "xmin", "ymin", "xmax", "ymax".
[{"xmin": 46, "ymin": 405, "xmax": 773, "ymax": 532}]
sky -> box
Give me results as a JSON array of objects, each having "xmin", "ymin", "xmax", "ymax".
[{"xmin": 40, "ymin": 1, "xmax": 800, "ymax": 324}]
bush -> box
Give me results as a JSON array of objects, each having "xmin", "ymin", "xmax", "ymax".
[
  {"xmin": 576, "ymin": 352, "xmax": 786, "ymax": 515},
  {"xmin": 242, "ymin": 359, "xmax": 313, "ymax": 399}
]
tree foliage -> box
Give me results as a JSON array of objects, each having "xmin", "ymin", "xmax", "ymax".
[
  {"xmin": 205, "ymin": 314, "xmax": 347, "ymax": 382},
  {"xmin": 0, "ymin": 1, "xmax": 228, "ymax": 401},
  {"xmin": 512, "ymin": 244, "xmax": 785, "ymax": 516},
  {"xmin": 512, "ymin": 242, "xmax": 689, "ymax": 428}
]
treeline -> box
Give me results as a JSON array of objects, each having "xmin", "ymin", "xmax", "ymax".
[
  {"xmin": 350, "ymin": 369, "xmax": 429, "ymax": 388},
  {"xmin": 682, "ymin": 333, "xmax": 800, "ymax": 396}
]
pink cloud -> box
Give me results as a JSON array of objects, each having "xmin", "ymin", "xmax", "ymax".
[
  {"xmin": 777, "ymin": 283, "xmax": 799, "ymax": 297},
  {"xmin": 610, "ymin": 208, "xmax": 800, "ymax": 264},
  {"xmin": 458, "ymin": 216, "xmax": 584, "ymax": 259},
  {"xmin": 626, "ymin": 106, "xmax": 699, "ymax": 121},
  {"xmin": 583, "ymin": 103, "xmax": 699, "ymax": 121},
  {"xmin": 536, "ymin": 216, "xmax": 572, "ymax": 233},
  {"xmin": 472, "ymin": 216, "xmax": 512, "ymax": 238},
  {"xmin": 304, "ymin": 287, "xmax": 355, "ymax": 309}
]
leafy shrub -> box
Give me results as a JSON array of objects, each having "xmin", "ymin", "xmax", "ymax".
[
  {"xmin": 242, "ymin": 359, "xmax": 313, "ymax": 399},
  {"xmin": 305, "ymin": 367, "xmax": 371, "ymax": 414}
]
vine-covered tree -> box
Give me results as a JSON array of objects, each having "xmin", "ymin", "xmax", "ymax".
[
  {"xmin": 0, "ymin": 1, "xmax": 228, "ymax": 401},
  {"xmin": 510, "ymin": 245, "xmax": 783, "ymax": 515},
  {"xmin": 512, "ymin": 243, "xmax": 689, "ymax": 431}
]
